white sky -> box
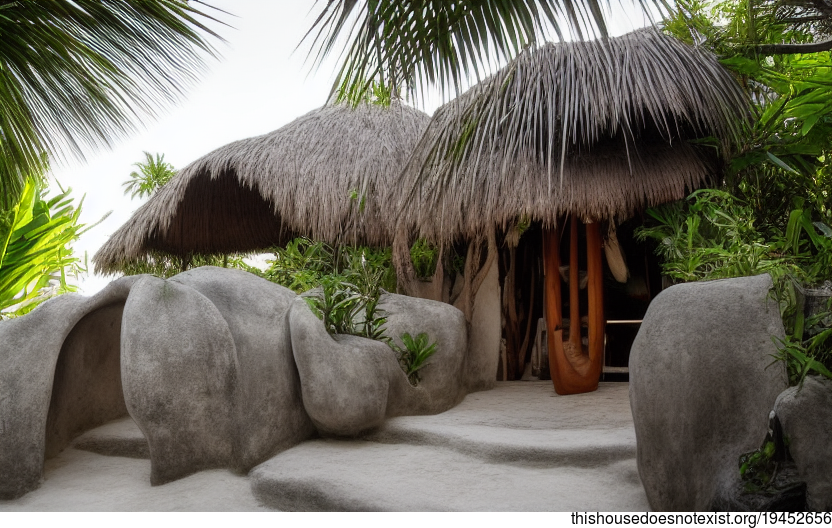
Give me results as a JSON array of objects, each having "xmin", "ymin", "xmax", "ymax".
[{"xmin": 51, "ymin": 0, "xmax": 656, "ymax": 296}]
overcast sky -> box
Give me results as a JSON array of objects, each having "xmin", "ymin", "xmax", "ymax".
[{"xmin": 52, "ymin": 0, "xmax": 654, "ymax": 296}]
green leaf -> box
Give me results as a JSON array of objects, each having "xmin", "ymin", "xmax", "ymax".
[{"xmin": 765, "ymin": 152, "xmax": 799, "ymax": 174}]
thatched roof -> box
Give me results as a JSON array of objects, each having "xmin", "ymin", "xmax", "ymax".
[
  {"xmin": 94, "ymin": 101, "xmax": 430, "ymax": 274},
  {"xmin": 395, "ymin": 28, "xmax": 752, "ymax": 243}
]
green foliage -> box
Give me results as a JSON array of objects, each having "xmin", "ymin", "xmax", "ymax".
[
  {"xmin": 389, "ymin": 332, "xmax": 438, "ymax": 386},
  {"xmin": 123, "ymin": 152, "xmax": 177, "ymax": 200},
  {"xmin": 281, "ymin": 237, "xmax": 439, "ymax": 385},
  {"xmin": 651, "ymin": 1, "xmax": 832, "ymax": 385},
  {"xmin": 304, "ymin": 0, "xmax": 670, "ymax": 105},
  {"xmin": 0, "ymin": 0, "xmax": 223, "ymax": 210},
  {"xmin": 410, "ymin": 238, "xmax": 439, "ymax": 279},
  {"xmin": 739, "ymin": 440, "xmax": 778, "ymax": 491},
  {"xmin": 0, "ymin": 177, "xmax": 101, "ymax": 318},
  {"xmin": 304, "ymin": 274, "xmax": 388, "ymax": 341},
  {"xmin": 774, "ymin": 336, "xmax": 832, "ymax": 387},
  {"xmin": 264, "ymin": 238, "xmax": 396, "ymax": 294},
  {"xmin": 635, "ymin": 190, "xmax": 802, "ymax": 283},
  {"xmin": 264, "ymin": 238, "xmax": 336, "ymax": 293}
]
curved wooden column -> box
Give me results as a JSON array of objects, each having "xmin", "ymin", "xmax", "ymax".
[{"xmin": 544, "ymin": 216, "xmax": 604, "ymax": 395}]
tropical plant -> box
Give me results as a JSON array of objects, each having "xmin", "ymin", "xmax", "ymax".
[
  {"xmin": 0, "ymin": 177, "xmax": 102, "ymax": 318},
  {"xmin": 304, "ymin": 274, "xmax": 388, "ymax": 340},
  {"xmin": 635, "ymin": 190, "xmax": 803, "ymax": 284},
  {"xmin": 0, "ymin": 0, "xmax": 223, "ymax": 210},
  {"xmin": 123, "ymin": 152, "xmax": 178, "ymax": 200},
  {"xmin": 304, "ymin": 0, "xmax": 671, "ymax": 104},
  {"xmin": 390, "ymin": 332, "xmax": 439, "ymax": 386},
  {"xmin": 410, "ymin": 238, "xmax": 439, "ymax": 279},
  {"xmin": 646, "ymin": 1, "xmax": 832, "ymax": 388}
]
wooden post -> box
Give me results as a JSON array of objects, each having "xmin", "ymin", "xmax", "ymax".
[
  {"xmin": 543, "ymin": 226, "xmax": 564, "ymax": 389},
  {"xmin": 585, "ymin": 221, "xmax": 604, "ymax": 388},
  {"xmin": 569, "ymin": 215, "xmax": 581, "ymax": 351}
]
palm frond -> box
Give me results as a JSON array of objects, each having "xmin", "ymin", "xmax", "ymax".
[
  {"xmin": 0, "ymin": 0, "xmax": 225, "ymax": 210},
  {"xmin": 303, "ymin": 0, "xmax": 672, "ymax": 104}
]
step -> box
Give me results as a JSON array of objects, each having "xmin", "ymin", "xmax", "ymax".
[
  {"xmin": 72, "ymin": 416, "xmax": 149, "ymax": 459},
  {"xmin": 251, "ymin": 381, "xmax": 647, "ymax": 511}
]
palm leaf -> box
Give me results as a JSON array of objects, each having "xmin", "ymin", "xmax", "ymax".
[
  {"xmin": 0, "ymin": 0, "xmax": 224, "ymax": 210},
  {"xmin": 303, "ymin": 0, "xmax": 672, "ymax": 104}
]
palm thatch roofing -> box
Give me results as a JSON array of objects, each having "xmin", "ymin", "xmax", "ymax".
[
  {"xmin": 395, "ymin": 28, "xmax": 752, "ymax": 244},
  {"xmin": 94, "ymin": 101, "xmax": 430, "ymax": 275}
]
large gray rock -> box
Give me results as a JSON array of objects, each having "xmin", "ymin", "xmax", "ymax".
[
  {"xmin": 774, "ymin": 376, "xmax": 832, "ymax": 512},
  {"xmin": 121, "ymin": 276, "xmax": 239, "ymax": 485},
  {"xmin": 0, "ymin": 276, "xmax": 139, "ymax": 499},
  {"xmin": 289, "ymin": 292, "xmax": 467, "ymax": 436},
  {"xmin": 380, "ymin": 292, "xmax": 468, "ymax": 416},
  {"xmin": 171, "ymin": 267, "xmax": 315, "ymax": 470},
  {"xmin": 122, "ymin": 268, "xmax": 315, "ymax": 484},
  {"xmin": 629, "ymin": 274, "xmax": 788, "ymax": 511}
]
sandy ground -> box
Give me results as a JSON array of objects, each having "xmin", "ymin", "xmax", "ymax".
[{"xmin": 0, "ymin": 381, "xmax": 646, "ymax": 512}]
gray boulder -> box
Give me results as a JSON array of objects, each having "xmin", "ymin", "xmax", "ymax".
[
  {"xmin": 629, "ymin": 274, "xmax": 788, "ymax": 511},
  {"xmin": 380, "ymin": 293, "xmax": 468, "ymax": 416},
  {"xmin": 121, "ymin": 275, "xmax": 239, "ymax": 485},
  {"xmin": 171, "ymin": 267, "xmax": 315, "ymax": 470},
  {"xmin": 122, "ymin": 268, "xmax": 315, "ymax": 484},
  {"xmin": 289, "ymin": 292, "xmax": 467, "ymax": 436},
  {"xmin": 0, "ymin": 276, "xmax": 139, "ymax": 499},
  {"xmin": 774, "ymin": 376, "xmax": 832, "ymax": 512}
]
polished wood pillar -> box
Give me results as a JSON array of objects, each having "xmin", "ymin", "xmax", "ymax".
[{"xmin": 543, "ymin": 216, "xmax": 604, "ymax": 395}]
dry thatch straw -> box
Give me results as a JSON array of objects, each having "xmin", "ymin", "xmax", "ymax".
[
  {"xmin": 395, "ymin": 28, "xmax": 752, "ymax": 245},
  {"xmin": 94, "ymin": 101, "xmax": 430, "ymax": 275}
]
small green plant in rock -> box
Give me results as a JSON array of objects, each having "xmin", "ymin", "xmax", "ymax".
[{"xmin": 389, "ymin": 332, "xmax": 438, "ymax": 386}]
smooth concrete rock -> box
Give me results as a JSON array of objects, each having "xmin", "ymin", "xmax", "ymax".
[
  {"xmin": 290, "ymin": 292, "xmax": 468, "ymax": 436},
  {"xmin": 379, "ymin": 292, "xmax": 468, "ymax": 416},
  {"xmin": 774, "ymin": 376, "xmax": 832, "ymax": 512},
  {"xmin": 171, "ymin": 267, "xmax": 315, "ymax": 471},
  {"xmin": 289, "ymin": 295, "xmax": 397, "ymax": 436},
  {"xmin": 629, "ymin": 274, "xmax": 788, "ymax": 511},
  {"xmin": 121, "ymin": 276, "xmax": 239, "ymax": 485},
  {"xmin": 0, "ymin": 276, "xmax": 138, "ymax": 499}
]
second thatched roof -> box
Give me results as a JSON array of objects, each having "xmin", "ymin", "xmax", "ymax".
[
  {"xmin": 94, "ymin": 101, "xmax": 430, "ymax": 274},
  {"xmin": 396, "ymin": 28, "xmax": 752, "ymax": 244}
]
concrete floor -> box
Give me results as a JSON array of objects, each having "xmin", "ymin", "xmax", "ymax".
[{"xmin": 0, "ymin": 381, "xmax": 648, "ymax": 511}]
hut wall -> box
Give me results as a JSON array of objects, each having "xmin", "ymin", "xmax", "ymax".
[{"xmin": 455, "ymin": 262, "xmax": 501, "ymax": 391}]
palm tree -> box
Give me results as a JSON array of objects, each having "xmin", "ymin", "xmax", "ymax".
[
  {"xmin": 123, "ymin": 152, "xmax": 178, "ymax": 200},
  {"xmin": 304, "ymin": 0, "xmax": 672, "ymax": 103},
  {"xmin": 0, "ymin": 0, "xmax": 224, "ymax": 210}
]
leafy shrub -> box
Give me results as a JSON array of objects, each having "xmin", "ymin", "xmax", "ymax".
[
  {"xmin": 304, "ymin": 273, "xmax": 387, "ymax": 340},
  {"xmin": 389, "ymin": 332, "xmax": 438, "ymax": 386},
  {"xmin": 0, "ymin": 177, "xmax": 101, "ymax": 318},
  {"xmin": 410, "ymin": 238, "xmax": 438, "ymax": 279}
]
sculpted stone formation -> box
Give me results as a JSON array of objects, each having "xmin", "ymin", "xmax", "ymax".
[{"xmin": 0, "ymin": 267, "xmax": 468, "ymax": 498}]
